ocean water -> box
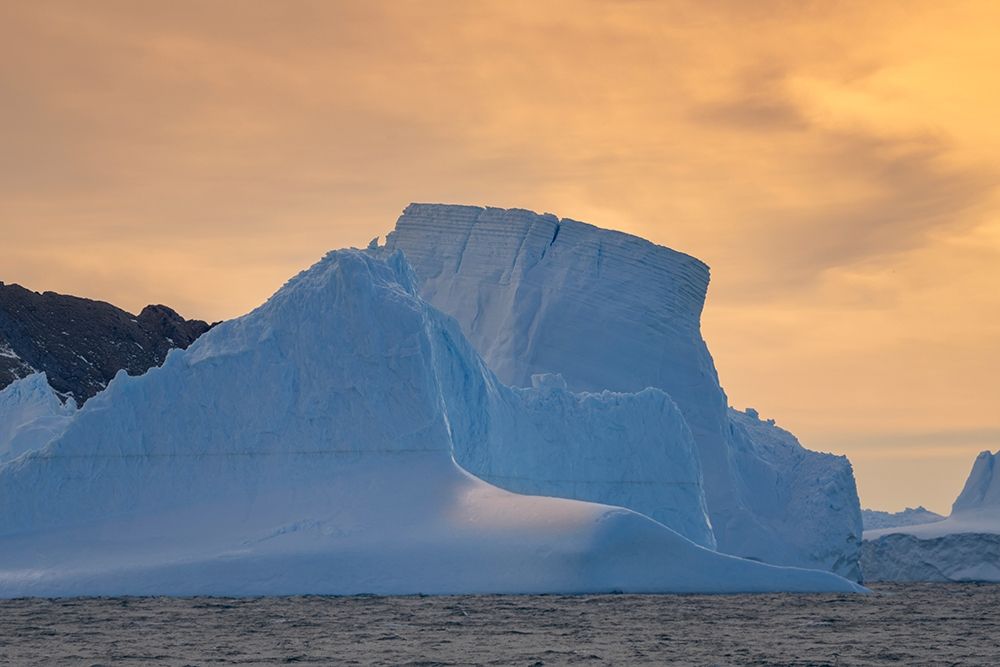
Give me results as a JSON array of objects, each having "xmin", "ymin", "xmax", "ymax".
[{"xmin": 1, "ymin": 583, "xmax": 997, "ymax": 666}]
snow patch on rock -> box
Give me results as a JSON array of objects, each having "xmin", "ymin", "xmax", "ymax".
[{"xmin": 861, "ymin": 507, "xmax": 945, "ymax": 531}]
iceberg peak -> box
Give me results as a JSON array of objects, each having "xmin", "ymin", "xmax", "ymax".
[{"xmin": 952, "ymin": 450, "xmax": 1000, "ymax": 514}]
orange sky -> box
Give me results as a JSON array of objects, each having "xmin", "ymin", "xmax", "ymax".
[{"xmin": 2, "ymin": 1, "xmax": 998, "ymax": 513}]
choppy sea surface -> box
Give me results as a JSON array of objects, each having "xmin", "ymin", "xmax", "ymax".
[{"xmin": 1, "ymin": 583, "xmax": 998, "ymax": 666}]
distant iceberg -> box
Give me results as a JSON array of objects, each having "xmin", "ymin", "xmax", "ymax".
[
  {"xmin": 861, "ymin": 506, "xmax": 944, "ymax": 531},
  {"xmin": 862, "ymin": 450, "xmax": 1000, "ymax": 582},
  {"xmin": 0, "ymin": 249, "xmax": 862, "ymax": 596}
]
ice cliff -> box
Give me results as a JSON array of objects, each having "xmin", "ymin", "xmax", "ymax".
[
  {"xmin": 861, "ymin": 533, "xmax": 1000, "ymax": 582},
  {"xmin": 726, "ymin": 408, "xmax": 862, "ymax": 579},
  {"xmin": 382, "ymin": 203, "xmax": 862, "ymax": 579},
  {"xmin": 862, "ymin": 450, "xmax": 1000, "ymax": 582},
  {"xmin": 0, "ymin": 249, "xmax": 861, "ymax": 596}
]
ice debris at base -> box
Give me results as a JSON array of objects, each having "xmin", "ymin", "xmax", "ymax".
[
  {"xmin": 862, "ymin": 450, "xmax": 1000, "ymax": 582},
  {"xmin": 0, "ymin": 373, "xmax": 75, "ymax": 465},
  {"xmin": 0, "ymin": 250, "xmax": 864, "ymax": 597},
  {"xmin": 382, "ymin": 203, "xmax": 862, "ymax": 579},
  {"xmin": 862, "ymin": 506, "xmax": 945, "ymax": 531}
]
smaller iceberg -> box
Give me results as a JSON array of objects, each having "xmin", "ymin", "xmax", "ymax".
[{"xmin": 862, "ymin": 450, "xmax": 1000, "ymax": 582}]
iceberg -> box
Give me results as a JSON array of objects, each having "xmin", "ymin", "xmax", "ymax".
[
  {"xmin": 952, "ymin": 450, "xmax": 1000, "ymax": 514},
  {"xmin": 862, "ymin": 450, "xmax": 1000, "ymax": 582},
  {"xmin": 726, "ymin": 408, "xmax": 862, "ymax": 579},
  {"xmin": 861, "ymin": 506, "xmax": 944, "ymax": 531},
  {"xmin": 382, "ymin": 203, "xmax": 862, "ymax": 578},
  {"xmin": 0, "ymin": 249, "xmax": 861, "ymax": 596},
  {"xmin": 0, "ymin": 372, "xmax": 75, "ymax": 465},
  {"xmin": 861, "ymin": 533, "xmax": 1000, "ymax": 582}
]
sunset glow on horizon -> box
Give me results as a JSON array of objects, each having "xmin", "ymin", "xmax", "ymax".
[{"xmin": 2, "ymin": 0, "xmax": 998, "ymax": 513}]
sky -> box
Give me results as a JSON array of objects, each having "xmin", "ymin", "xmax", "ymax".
[{"xmin": 2, "ymin": 0, "xmax": 998, "ymax": 513}]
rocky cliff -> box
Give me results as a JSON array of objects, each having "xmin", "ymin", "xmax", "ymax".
[{"xmin": 0, "ymin": 282, "xmax": 211, "ymax": 403}]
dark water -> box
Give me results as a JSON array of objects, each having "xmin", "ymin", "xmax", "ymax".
[{"xmin": 1, "ymin": 583, "xmax": 998, "ymax": 666}]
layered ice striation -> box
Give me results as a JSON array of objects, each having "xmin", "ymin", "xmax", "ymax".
[
  {"xmin": 0, "ymin": 372, "xmax": 75, "ymax": 465},
  {"xmin": 862, "ymin": 450, "xmax": 1000, "ymax": 582},
  {"xmin": 0, "ymin": 249, "xmax": 861, "ymax": 596},
  {"xmin": 383, "ymin": 203, "xmax": 862, "ymax": 578}
]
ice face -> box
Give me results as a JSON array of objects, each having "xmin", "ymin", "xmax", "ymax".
[
  {"xmin": 727, "ymin": 408, "xmax": 862, "ymax": 581},
  {"xmin": 0, "ymin": 372, "xmax": 75, "ymax": 465},
  {"xmin": 383, "ymin": 203, "xmax": 862, "ymax": 579},
  {"xmin": 861, "ymin": 533, "xmax": 1000, "ymax": 582},
  {"xmin": 0, "ymin": 249, "xmax": 861, "ymax": 596}
]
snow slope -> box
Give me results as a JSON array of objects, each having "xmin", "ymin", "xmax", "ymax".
[
  {"xmin": 862, "ymin": 450, "xmax": 1000, "ymax": 582},
  {"xmin": 861, "ymin": 507, "xmax": 944, "ymax": 531},
  {"xmin": 0, "ymin": 249, "xmax": 861, "ymax": 597},
  {"xmin": 382, "ymin": 203, "xmax": 862, "ymax": 579},
  {"xmin": 0, "ymin": 372, "xmax": 75, "ymax": 465}
]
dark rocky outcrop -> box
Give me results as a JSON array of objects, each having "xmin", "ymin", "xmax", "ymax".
[{"xmin": 0, "ymin": 282, "xmax": 212, "ymax": 403}]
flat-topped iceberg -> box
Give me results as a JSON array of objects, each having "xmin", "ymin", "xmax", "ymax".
[
  {"xmin": 0, "ymin": 249, "xmax": 861, "ymax": 596},
  {"xmin": 383, "ymin": 203, "xmax": 862, "ymax": 579}
]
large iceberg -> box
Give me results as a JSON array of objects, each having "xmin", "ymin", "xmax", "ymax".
[
  {"xmin": 382, "ymin": 203, "xmax": 862, "ymax": 579},
  {"xmin": 862, "ymin": 450, "xmax": 1000, "ymax": 582},
  {"xmin": 0, "ymin": 249, "xmax": 861, "ymax": 596}
]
